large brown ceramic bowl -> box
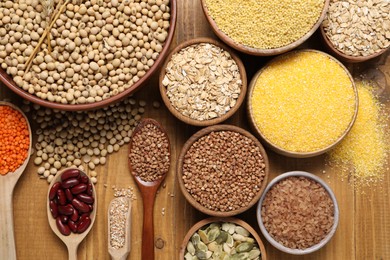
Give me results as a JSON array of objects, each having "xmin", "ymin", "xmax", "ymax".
[
  {"xmin": 177, "ymin": 124, "xmax": 269, "ymax": 217},
  {"xmin": 0, "ymin": 0, "xmax": 177, "ymax": 111},
  {"xmin": 200, "ymin": 0, "xmax": 329, "ymax": 56}
]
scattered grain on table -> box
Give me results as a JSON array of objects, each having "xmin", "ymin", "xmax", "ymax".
[
  {"xmin": 251, "ymin": 50, "xmax": 356, "ymax": 153},
  {"xmin": 204, "ymin": 0, "xmax": 325, "ymax": 49},
  {"xmin": 328, "ymin": 81, "xmax": 390, "ymax": 189}
]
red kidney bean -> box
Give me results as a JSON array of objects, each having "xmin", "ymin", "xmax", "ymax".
[
  {"xmin": 49, "ymin": 182, "xmax": 61, "ymax": 200},
  {"xmin": 88, "ymin": 204, "xmax": 93, "ymax": 212},
  {"xmin": 87, "ymin": 183, "xmax": 93, "ymax": 196},
  {"xmin": 59, "ymin": 215, "xmax": 69, "ymax": 224},
  {"xmin": 71, "ymin": 183, "xmax": 87, "ymax": 195},
  {"xmin": 61, "ymin": 169, "xmax": 80, "ymax": 181},
  {"xmin": 68, "ymin": 220, "xmax": 78, "ymax": 233},
  {"xmin": 65, "ymin": 188, "xmax": 73, "ymax": 201},
  {"xmin": 77, "ymin": 217, "xmax": 91, "ymax": 233},
  {"xmin": 70, "ymin": 209, "xmax": 79, "ymax": 222},
  {"xmin": 80, "ymin": 175, "xmax": 89, "ymax": 184},
  {"xmin": 56, "ymin": 218, "xmax": 70, "ymax": 236},
  {"xmin": 77, "ymin": 213, "xmax": 89, "ymax": 225},
  {"xmin": 72, "ymin": 198, "xmax": 90, "ymax": 213},
  {"xmin": 49, "ymin": 200, "xmax": 58, "ymax": 218},
  {"xmin": 58, "ymin": 204, "xmax": 74, "ymax": 216},
  {"xmin": 76, "ymin": 193, "xmax": 94, "ymax": 204},
  {"xmin": 62, "ymin": 177, "xmax": 80, "ymax": 189},
  {"xmin": 57, "ymin": 190, "xmax": 67, "ymax": 205}
]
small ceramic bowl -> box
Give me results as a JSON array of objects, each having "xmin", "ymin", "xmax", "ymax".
[
  {"xmin": 0, "ymin": 0, "xmax": 177, "ymax": 111},
  {"xmin": 159, "ymin": 37, "xmax": 247, "ymax": 127},
  {"xmin": 257, "ymin": 171, "xmax": 339, "ymax": 255},
  {"xmin": 177, "ymin": 124, "xmax": 269, "ymax": 217},
  {"xmin": 320, "ymin": 25, "xmax": 389, "ymax": 63},
  {"xmin": 180, "ymin": 217, "xmax": 267, "ymax": 260},
  {"xmin": 247, "ymin": 49, "xmax": 358, "ymax": 158},
  {"xmin": 200, "ymin": 0, "xmax": 329, "ymax": 56}
]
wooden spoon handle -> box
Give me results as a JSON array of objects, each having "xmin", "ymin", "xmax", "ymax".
[
  {"xmin": 0, "ymin": 181, "xmax": 17, "ymax": 260},
  {"xmin": 141, "ymin": 189, "xmax": 158, "ymax": 260},
  {"xmin": 67, "ymin": 243, "xmax": 78, "ymax": 260}
]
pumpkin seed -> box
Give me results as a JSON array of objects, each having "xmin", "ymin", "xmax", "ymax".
[
  {"xmin": 235, "ymin": 242, "xmax": 254, "ymax": 253},
  {"xmin": 208, "ymin": 228, "xmax": 221, "ymax": 242},
  {"xmin": 248, "ymin": 248, "xmax": 261, "ymax": 259},
  {"xmin": 187, "ymin": 241, "xmax": 196, "ymax": 255},
  {"xmin": 235, "ymin": 226, "xmax": 250, "ymax": 237}
]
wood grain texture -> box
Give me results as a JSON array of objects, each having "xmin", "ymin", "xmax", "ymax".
[{"xmin": 0, "ymin": 0, "xmax": 389, "ymax": 259}]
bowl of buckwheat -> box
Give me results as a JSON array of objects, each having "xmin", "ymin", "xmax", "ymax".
[
  {"xmin": 0, "ymin": 0, "xmax": 177, "ymax": 110},
  {"xmin": 159, "ymin": 37, "xmax": 247, "ymax": 126},
  {"xmin": 320, "ymin": 0, "xmax": 390, "ymax": 62},
  {"xmin": 176, "ymin": 124, "xmax": 269, "ymax": 217}
]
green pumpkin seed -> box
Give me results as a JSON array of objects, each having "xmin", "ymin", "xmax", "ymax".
[
  {"xmin": 187, "ymin": 241, "xmax": 196, "ymax": 255},
  {"xmin": 184, "ymin": 252, "xmax": 193, "ymax": 260},
  {"xmin": 248, "ymin": 248, "xmax": 261, "ymax": 259},
  {"xmin": 195, "ymin": 250, "xmax": 208, "ymax": 260},
  {"xmin": 216, "ymin": 231, "xmax": 228, "ymax": 244},
  {"xmin": 226, "ymin": 234, "xmax": 234, "ymax": 247},
  {"xmin": 197, "ymin": 241, "xmax": 208, "ymax": 252},
  {"xmin": 232, "ymin": 234, "xmax": 246, "ymax": 242},
  {"xmin": 192, "ymin": 233, "xmax": 201, "ymax": 246},
  {"xmin": 207, "ymin": 241, "xmax": 220, "ymax": 252},
  {"xmin": 235, "ymin": 242, "xmax": 254, "ymax": 253},
  {"xmin": 230, "ymin": 252, "xmax": 250, "ymax": 260},
  {"xmin": 235, "ymin": 226, "xmax": 250, "ymax": 237},
  {"xmin": 207, "ymin": 228, "xmax": 220, "ymax": 242},
  {"xmin": 199, "ymin": 229, "xmax": 209, "ymax": 244}
]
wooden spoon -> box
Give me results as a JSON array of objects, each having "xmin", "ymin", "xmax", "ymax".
[
  {"xmin": 108, "ymin": 197, "xmax": 132, "ymax": 260},
  {"xmin": 0, "ymin": 102, "xmax": 32, "ymax": 260},
  {"xmin": 47, "ymin": 167, "xmax": 97, "ymax": 260},
  {"xmin": 128, "ymin": 118, "xmax": 171, "ymax": 260}
]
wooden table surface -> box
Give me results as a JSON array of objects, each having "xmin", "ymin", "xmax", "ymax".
[{"xmin": 1, "ymin": 1, "xmax": 390, "ymax": 259}]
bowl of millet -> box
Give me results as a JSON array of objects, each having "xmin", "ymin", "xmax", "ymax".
[
  {"xmin": 200, "ymin": 0, "xmax": 329, "ymax": 56},
  {"xmin": 0, "ymin": 0, "xmax": 177, "ymax": 110},
  {"xmin": 257, "ymin": 171, "xmax": 339, "ymax": 255},
  {"xmin": 177, "ymin": 124, "xmax": 269, "ymax": 217}
]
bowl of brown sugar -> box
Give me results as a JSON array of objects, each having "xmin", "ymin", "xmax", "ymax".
[
  {"xmin": 177, "ymin": 124, "xmax": 269, "ymax": 217},
  {"xmin": 257, "ymin": 171, "xmax": 339, "ymax": 255}
]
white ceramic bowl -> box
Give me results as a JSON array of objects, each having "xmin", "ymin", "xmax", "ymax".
[{"xmin": 257, "ymin": 171, "xmax": 339, "ymax": 255}]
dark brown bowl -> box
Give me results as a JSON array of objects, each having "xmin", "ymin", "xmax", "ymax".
[
  {"xmin": 179, "ymin": 217, "xmax": 267, "ymax": 260},
  {"xmin": 159, "ymin": 37, "xmax": 247, "ymax": 127},
  {"xmin": 0, "ymin": 0, "xmax": 177, "ymax": 111},
  {"xmin": 177, "ymin": 124, "xmax": 269, "ymax": 217},
  {"xmin": 200, "ymin": 0, "xmax": 329, "ymax": 56},
  {"xmin": 320, "ymin": 25, "xmax": 389, "ymax": 63}
]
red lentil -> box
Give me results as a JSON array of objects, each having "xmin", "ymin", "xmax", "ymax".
[{"xmin": 0, "ymin": 105, "xmax": 30, "ymax": 175}]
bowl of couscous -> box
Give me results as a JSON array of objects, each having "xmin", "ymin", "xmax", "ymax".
[
  {"xmin": 247, "ymin": 49, "xmax": 358, "ymax": 157},
  {"xmin": 200, "ymin": 0, "xmax": 330, "ymax": 56}
]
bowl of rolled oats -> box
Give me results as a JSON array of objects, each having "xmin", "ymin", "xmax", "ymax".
[
  {"xmin": 320, "ymin": 0, "xmax": 390, "ymax": 63},
  {"xmin": 159, "ymin": 38, "xmax": 247, "ymax": 126}
]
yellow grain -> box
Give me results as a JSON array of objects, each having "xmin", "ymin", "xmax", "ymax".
[
  {"xmin": 251, "ymin": 51, "xmax": 356, "ymax": 153},
  {"xmin": 328, "ymin": 81, "xmax": 389, "ymax": 187},
  {"xmin": 204, "ymin": 0, "xmax": 325, "ymax": 49}
]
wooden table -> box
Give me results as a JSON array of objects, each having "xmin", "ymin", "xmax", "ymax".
[{"xmin": 1, "ymin": 1, "xmax": 390, "ymax": 259}]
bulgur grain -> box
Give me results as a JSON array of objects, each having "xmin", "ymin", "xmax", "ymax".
[
  {"xmin": 109, "ymin": 197, "xmax": 131, "ymax": 250},
  {"xmin": 261, "ymin": 176, "xmax": 334, "ymax": 249}
]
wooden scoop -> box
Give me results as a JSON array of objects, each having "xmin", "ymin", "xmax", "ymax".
[
  {"xmin": 128, "ymin": 118, "xmax": 171, "ymax": 260},
  {"xmin": 0, "ymin": 102, "xmax": 32, "ymax": 260},
  {"xmin": 47, "ymin": 167, "xmax": 97, "ymax": 260},
  {"xmin": 108, "ymin": 197, "xmax": 132, "ymax": 260}
]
